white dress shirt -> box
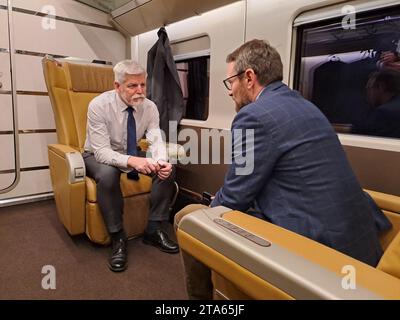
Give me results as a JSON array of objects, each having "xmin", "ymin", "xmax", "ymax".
[{"xmin": 84, "ymin": 90, "xmax": 167, "ymax": 170}]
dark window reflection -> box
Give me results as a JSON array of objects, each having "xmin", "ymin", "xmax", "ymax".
[{"xmin": 296, "ymin": 7, "xmax": 400, "ymax": 139}]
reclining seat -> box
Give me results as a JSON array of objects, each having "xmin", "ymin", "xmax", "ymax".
[
  {"xmin": 43, "ymin": 57, "xmax": 152, "ymax": 245},
  {"xmin": 176, "ymin": 190, "xmax": 400, "ymax": 299}
]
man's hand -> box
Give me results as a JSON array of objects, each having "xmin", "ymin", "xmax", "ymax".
[
  {"xmin": 156, "ymin": 160, "xmax": 172, "ymax": 180},
  {"xmin": 128, "ymin": 156, "xmax": 159, "ymax": 175}
]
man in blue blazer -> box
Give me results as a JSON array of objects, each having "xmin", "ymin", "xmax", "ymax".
[
  {"xmin": 213, "ymin": 39, "xmax": 390, "ymax": 264},
  {"xmin": 175, "ymin": 39, "xmax": 391, "ymax": 299}
]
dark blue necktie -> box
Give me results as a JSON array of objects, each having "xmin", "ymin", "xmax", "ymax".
[{"xmin": 126, "ymin": 107, "xmax": 139, "ymax": 180}]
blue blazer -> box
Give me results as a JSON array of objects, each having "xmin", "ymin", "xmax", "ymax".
[{"xmin": 211, "ymin": 81, "xmax": 391, "ymax": 266}]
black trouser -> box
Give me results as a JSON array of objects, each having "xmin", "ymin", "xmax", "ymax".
[{"xmin": 83, "ymin": 152, "xmax": 176, "ymax": 234}]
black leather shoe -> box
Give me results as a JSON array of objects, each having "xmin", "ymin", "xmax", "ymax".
[
  {"xmin": 108, "ymin": 238, "xmax": 128, "ymax": 272},
  {"xmin": 143, "ymin": 230, "xmax": 179, "ymax": 254}
]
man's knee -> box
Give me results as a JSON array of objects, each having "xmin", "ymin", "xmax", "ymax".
[{"xmin": 96, "ymin": 165, "xmax": 121, "ymax": 189}]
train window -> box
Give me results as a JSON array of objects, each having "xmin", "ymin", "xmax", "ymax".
[
  {"xmin": 171, "ymin": 35, "xmax": 210, "ymax": 121},
  {"xmin": 175, "ymin": 56, "xmax": 209, "ymax": 121},
  {"xmin": 294, "ymin": 6, "xmax": 400, "ymax": 139}
]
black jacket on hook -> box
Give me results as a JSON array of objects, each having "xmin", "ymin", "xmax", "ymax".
[{"xmin": 147, "ymin": 27, "xmax": 184, "ymax": 142}]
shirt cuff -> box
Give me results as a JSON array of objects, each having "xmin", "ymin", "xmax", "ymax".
[{"xmin": 113, "ymin": 154, "xmax": 131, "ymax": 170}]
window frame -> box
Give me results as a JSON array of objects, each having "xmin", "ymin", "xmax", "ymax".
[{"xmin": 291, "ymin": 3, "xmax": 400, "ymax": 152}]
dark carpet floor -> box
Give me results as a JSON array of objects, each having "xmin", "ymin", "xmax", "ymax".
[{"xmin": 0, "ymin": 200, "xmax": 188, "ymax": 300}]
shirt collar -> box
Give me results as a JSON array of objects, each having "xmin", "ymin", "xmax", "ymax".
[
  {"xmin": 255, "ymin": 87, "xmax": 267, "ymax": 100},
  {"xmin": 256, "ymin": 81, "xmax": 285, "ymax": 100}
]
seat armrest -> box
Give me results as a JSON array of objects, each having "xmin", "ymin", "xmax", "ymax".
[
  {"xmin": 48, "ymin": 143, "xmax": 86, "ymax": 235},
  {"xmin": 48, "ymin": 144, "xmax": 85, "ymax": 184},
  {"xmin": 177, "ymin": 207, "xmax": 400, "ymax": 300},
  {"xmin": 48, "ymin": 143, "xmax": 79, "ymax": 159}
]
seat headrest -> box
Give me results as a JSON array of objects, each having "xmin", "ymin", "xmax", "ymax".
[{"xmin": 64, "ymin": 62, "xmax": 114, "ymax": 93}]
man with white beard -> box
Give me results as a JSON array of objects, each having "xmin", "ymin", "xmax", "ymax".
[{"xmin": 83, "ymin": 60, "xmax": 179, "ymax": 273}]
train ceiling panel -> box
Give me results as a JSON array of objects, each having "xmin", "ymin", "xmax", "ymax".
[{"xmin": 108, "ymin": 0, "xmax": 240, "ymax": 36}]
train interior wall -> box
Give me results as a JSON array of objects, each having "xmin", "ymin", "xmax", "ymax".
[
  {"xmin": 134, "ymin": 0, "xmax": 400, "ymax": 199},
  {"xmin": 0, "ymin": 0, "xmax": 126, "ymax": 201}
]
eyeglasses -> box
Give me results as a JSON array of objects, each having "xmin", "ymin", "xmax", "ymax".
[{"xmin": 222, "ymin": 71, "xmax": 245, "ymax": 90}]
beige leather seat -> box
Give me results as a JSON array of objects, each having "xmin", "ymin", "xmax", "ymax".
[
  {"xmin": 43, "ymin": 57, "xmax": 154, "ymax": 245},
  {"xmin": 176, "ymin": 189, "xmax": 400, "ymax": 299}
]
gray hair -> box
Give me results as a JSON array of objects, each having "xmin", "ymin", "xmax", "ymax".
[
  {"xmin": 113, "ymin": 59, "xmax": 147, "ymax": 83},
  {"xmin": 226, "ymin": 39, "xmax": 283, "ymax": 86}
]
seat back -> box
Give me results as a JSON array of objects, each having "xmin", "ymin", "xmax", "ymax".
[{"xmin": 43, "ymin": 58, "xmax": 114, "ymax": 150}]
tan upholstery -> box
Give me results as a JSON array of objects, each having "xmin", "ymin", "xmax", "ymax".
[
  {"xmin": 365, "ymin": 189, "xmax": 400, "ymax": 250},
  {"xmin": 378, "ymin": 232, "xmax": 400, "ymax": 279},
  {"xmin": 43, "ymin": 57, "xmax": 152, "ymax": 245},
  {"xmin": 176, "ymin": 190, "xmax": 400, "ymax": 300},
  {"xmin": 364, "ymin": 190, "xmax": 400, "ymax": 279}
]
